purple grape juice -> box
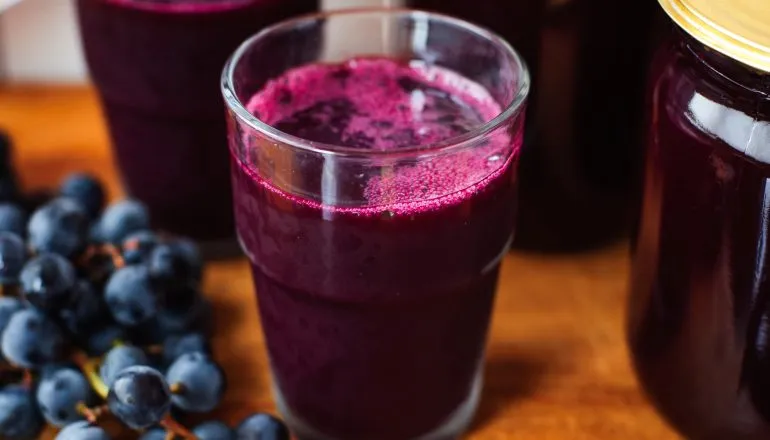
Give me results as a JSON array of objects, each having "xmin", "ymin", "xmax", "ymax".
[
  {"xmin": 231, "ymin": 58, "xmax": 521, "ymax": 439},
  {"xmin": 76, "ymin": 0, "xmax": 318, "ymax": 246},
  {"xmin": 629, "ymin": 31, "xmax": 770, "ymax": 439}
]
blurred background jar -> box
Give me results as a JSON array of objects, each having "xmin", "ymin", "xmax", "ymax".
[{"xmin": 520, "ymin": 0, "xmax": 666, "ymax": 251}]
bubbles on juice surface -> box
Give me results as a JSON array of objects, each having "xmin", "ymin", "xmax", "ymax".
[{"xmin": 246, "ymin": 57, "xmax": 518, "ymax": 211}]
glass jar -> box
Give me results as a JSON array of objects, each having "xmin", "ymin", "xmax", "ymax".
[{"xmin": 628, "ymin": 0, "xmax": 770, "ymax": 438}]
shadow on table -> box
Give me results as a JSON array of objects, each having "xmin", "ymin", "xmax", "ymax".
[
  {"xmin": 211, "ymin": 295, "xmax": 250, "ymax": 336},
  {"xmin": 470, "ymin": 347, "xmax": 552, "ymax": 432}
]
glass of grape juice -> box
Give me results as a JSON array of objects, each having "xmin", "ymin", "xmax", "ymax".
[{"xmin": 222, "ymin": 9, "xmax": 529, "ymax": 440}]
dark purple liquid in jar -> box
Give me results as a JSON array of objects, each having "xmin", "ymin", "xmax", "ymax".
[
  {"xmin": 232, "ymin": 58, "xmax": 520, "ymax": 439},
  {"xmin": 76, "ymin": 0, "xmax": 318, "ymax": 245},
  {"xmin": 629, "ymin": 31, "xmax": 770, "ymax": 439}
]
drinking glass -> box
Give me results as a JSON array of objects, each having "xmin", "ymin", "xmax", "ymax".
[{"xmin": 222, "ymin": 9, "xmax": 529, "ymax": 439}]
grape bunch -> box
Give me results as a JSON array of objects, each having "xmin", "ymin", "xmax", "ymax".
[{"xmin": 0, "ymin": 132, "xmax": 288, "ymax": 439}]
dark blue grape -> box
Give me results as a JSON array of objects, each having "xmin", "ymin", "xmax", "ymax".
[
  {"xmin": 59, "ymin": 280, "xmax": 106, "ymax": 334},
  {"xmin": 157, "ymin": 296, "xmax": 213, "ymax": 337},
  {"xmin": 0, "ymin": 232, "xmax": 26, "ymax": 285},
  {"xmin": 161, "ymin": 284, "xmax": 204, "ymax": 324},
  {"xmin": 166, "ymin": 351, "xmax": 225, "ymax": 413},
  {"xmin": 0, "ymin": 385, "xmax": 44, "ymax": 440},
  {"xmin": 40, "ymin": 361, "xmax": 79, "ymax": 379},
  {"xmin": 0, "ymin": 297, "xmax": 23, "ymax": 334},
  {"xmin": 124, "ymin": 317, "xmax": 168, "ymax": 347},
  {"xmin": 82, "ymin": 324, "xmax": 124, "ymax": 356},
  {"xmin": 55, "ymin": 421, "xmax": 110, "ymax": 440},
  {"xmin": 162, "ymin": 333, "xmax": 210, "ymax": 366},
  {"xmin": 148, "ymin": 243, "xmax": 199, "ymax": 293},
  {"xmin": 235, "ymin": 413, "xmax": 290, "ymax": 440},
  {"xmin": 59, "ymin": 173, "xmax": 105, "ymax": 220},
  {"xmin": 105, "ymin": 265, "xmax": 159, "ymax": 326},
  {"xmin": 194, "ymin": 421, "xmax": 233, "ymax": 439},
  {"xmin": 170, "ymin": 238, "xmax": 202, "ymax": 282},
  {"xmin": 27, "ymin": 198, "xmax": 89, "ymax": 257},
  {"xmin": 20, "ymin": 253, "xmax": 76, "ymax": 313},
  {"xmin": 88, "ymin": 223, "xmax": 103, "ymax": 244},
  {"xmin": 100, "ymin": 345, "xmax": 148, "ymax": 388},
  {"xmin": 0, "ymin": 204, "xmax": 26, "ymax": 236},
  {"xmin": 1, "ymin": 308, "xmax": 68, "ymax": 368},
  {"xmin": 36, "ymin": 368, "xmax": 92, "ymax": 427},
  {"xmin": 155, "ymin": 307, "xmax": 199, "ymax": 337},
  {"xmin": 131, "ymin": 298, "xmax": 210, "ymax": 345},
  {"xmin": 97, "ymin": 200, "xmax": 149, "ymax": 245},
  {"xmin": 138, "ymin": 428, "xmax": 166, "ymax": 440},
  {"xmin": 122, "ymin": 230, "xmax": 158, "ymax": 265},
  {"xmin": 107, "ymin": 366, "xmax": 171, "ymax": 430}
]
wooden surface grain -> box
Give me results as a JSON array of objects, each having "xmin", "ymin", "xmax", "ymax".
[{"xmin": 0, "ymin": 85, "xmax": 680, "ymax": 439}]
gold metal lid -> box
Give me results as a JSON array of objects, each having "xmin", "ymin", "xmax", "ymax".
[{"xmin": 660, "ymin": 0, "xmax": 770, "ymax": 73}]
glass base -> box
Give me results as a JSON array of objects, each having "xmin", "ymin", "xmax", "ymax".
[{"xmin": 273, "ymin": 369, "xmax": 483, "ymax": 440}]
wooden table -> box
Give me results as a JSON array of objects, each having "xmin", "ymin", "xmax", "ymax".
[{"xmin": 0, "ymin": 85, "xmax": 679, "ymax": 439}]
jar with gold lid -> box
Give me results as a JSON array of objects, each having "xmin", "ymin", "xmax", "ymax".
[{"xmin": 628, "ymin": 0, "xmax": 770, "ymax": 438}]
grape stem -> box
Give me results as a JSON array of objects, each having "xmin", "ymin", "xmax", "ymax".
[
  {"xmin": 161, "ymin": 415, "xmax": 197, "ymax": 439},
  {"xmin": 169, "ymin": 382, "xmax": 186, "ymax": 395},
  {"xmin": 72, "ymin": 350, "xmax": 109, "ymax": 399},
  {"xmin": 102, "ymin": 243, "xmax": 126, "ymax": 269},
  {"xmin": 79, "ymin": 243, "xmax": 126, "ymax": 271},
  {"xmin": 20, "ymin": 369, "xmax": 33, "ymax": 389},
  {"xmin": 76, "ymin": 402, "xmax": 108, "ymax": 424},
  {"xmin": 145, "ymin": 344, "xmax": 164, "ymax": 355}
]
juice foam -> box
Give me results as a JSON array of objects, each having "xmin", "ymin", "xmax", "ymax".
[{"xmin": 245, "ymin": 57, "xmax": 516, "ymax": 213}]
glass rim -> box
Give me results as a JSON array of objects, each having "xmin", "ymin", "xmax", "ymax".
[{"xmin": 221, "ymin": 7, "xmax": 531, "ymax": 159}]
